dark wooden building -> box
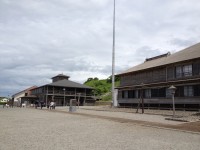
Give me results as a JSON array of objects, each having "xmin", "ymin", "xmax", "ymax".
[
  {"xmin": 117, "ymin": 43, "xmax": 200, "ymax": 109},
  {"xmin": 30, "ymin": 74, "xmax": 94, "ymax": 106}
]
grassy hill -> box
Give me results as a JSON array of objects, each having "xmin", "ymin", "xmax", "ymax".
[{"xmin": 84, "ymin": 76, "xmax": 120, "ymax": 101}]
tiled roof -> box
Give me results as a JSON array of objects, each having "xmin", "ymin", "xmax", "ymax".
[
  {"xmin": 46, "ymin": 79, "xmax": 93, "ymax": 89},
  {"xmin": 12, "ymin": 86, "xmax": 37, "ymax": 97},
  {"xmin": 118, "ymin": 42, "xmax": 200, "ymax": 75}
]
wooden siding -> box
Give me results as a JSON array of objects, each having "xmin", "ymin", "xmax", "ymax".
[
  {"xmin": 120, "ymin": 60, "xmax": 200, "ymax": 87},
  {"xmin": 118, "ymin": 97, "xmax": 200, "ymax": 104},
  {"xmin": 120, "ymin": 67, "xmax": 166, "ymax": 86}
]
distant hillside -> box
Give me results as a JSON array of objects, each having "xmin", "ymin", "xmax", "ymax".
[{"xmin": 84, "ymin": 76, "xmax": 120, "ymax": 101}]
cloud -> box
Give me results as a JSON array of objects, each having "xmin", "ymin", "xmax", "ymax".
[
  {"xmin": 0, "ymin": 0, "xmax": 200, "ymax": 96},
  {"xmin": 169, "ymin": 38, "xmax": 197, "ymax": 48}
]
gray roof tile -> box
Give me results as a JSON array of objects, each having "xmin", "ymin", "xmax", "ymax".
[{"xmin": 46, "ymin": 79, "xmax": 93, "ymax": 89}]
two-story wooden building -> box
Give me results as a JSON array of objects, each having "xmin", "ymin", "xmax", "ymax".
[
  {"xmin": 30, "ymin": 74, "xmax": 94, "ymax": 106},
  {"xmin": 117, "ymin": 43, "xmax": 200, "ymax": 109}
]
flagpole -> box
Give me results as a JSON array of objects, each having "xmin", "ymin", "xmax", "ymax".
[{"xmin": 112, "ymin": 0, "xmax": 116, "ymax": 107}]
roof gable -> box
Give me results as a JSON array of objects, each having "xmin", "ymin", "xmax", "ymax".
[
  {"xmin": 12, "ymin": 86, "xmax": 37, "ymax": 97},
  {"xmin": 47, "ymin": 79, "xmax": 93, "ymax": 89}
]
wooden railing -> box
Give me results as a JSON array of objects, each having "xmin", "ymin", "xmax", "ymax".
[{"xmin": 46, "ymin": 90, "xmax": 93, "ymax": 97}]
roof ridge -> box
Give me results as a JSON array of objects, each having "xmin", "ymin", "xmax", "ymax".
[{"xmin": 145, "ymin": 52, "xmax": 170, "ymax": 62}]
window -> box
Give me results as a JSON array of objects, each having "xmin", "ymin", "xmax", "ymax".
[
  {"xmin": 176, "ymin": 64, "xmax": 193, "ymax": 78},
  {"xmin": 124, "ymin": 91, "xmax": 128, "ymax": 98},
  {"xmin": 174, "ymin": 86, "xmax": 184, "ymax": 97},
  {"xmin": 144, "ymin": 89, "xmax": 151, "ymax": 98},
  {"xmin": 128, "ymin": 90, "xmax": 134, "ymax": 98},
  {"xmin": 183, "ymin": 65, "xmax": 192, "ymax": 77},
  {"xmin": 151, "ymin": 88, "xmax": 166, "ymax": 97},
  {"xmin": 194, "ymin": 85, "xmax": 200, "ymax": 96},
  {"xmin": 135, "ymin": 90, "xmax": 139, "ymax": 98},
  {"xmin": 176, "ymin": 66, "xmax": 182, "ymax": 78},
  {"xmin": 193, "ymin": 63, "xmax": 200, "ymax": 75},
  {"xmin": 122, "ymin": 91, "xmax": 128, "ymax": 98},
  {"xmin": 184, "ymin": 86, "xmax": 194, "ymax": 97},
  {"xmin": 167, "ymin": 67, "xmax": 174, "ymax": 80},
  {"xmin": 122, "ymin": 91, "xmax": 124, "ymax": 98},
  {"xmin": 166, "ymin": 88, "xmax": 171, "ymax": 98}
]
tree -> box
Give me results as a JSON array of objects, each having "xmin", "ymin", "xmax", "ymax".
[
  {"xmin": 106, "ymin": 75, "xmax": 120, "ymax": 83},
  {"xmin": 94, "ymin": 77, "xmax": 99, "ymax": 80},
  {"xmin": 84, "ymin": 78, "xmax": 93, "ymax": 84}
]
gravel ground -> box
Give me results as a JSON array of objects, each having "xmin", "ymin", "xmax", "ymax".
[
  {"xmin": 78, "ymin": 106, "xmax": 200, "ymax": 122},
  {"xmin": 0, "ymin": 107, "xmax": 200, "ymax": 150},
  {"xmin": 57, "ymin": 107, "xmax": 182, "ymax": 125}
]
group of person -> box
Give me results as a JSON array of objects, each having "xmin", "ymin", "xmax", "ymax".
[
  {"xmin": 2, "ymin": 103, "xmax": 10, "ymax": 108},
  {"xmin": 34, "ymin": 101, "xmax": 46, "ymax": 109},
  {"xmin": 2, "ymin": 102, "xmax": 14, "ymax": 108},
  {"xmin": 2, "ymin": 101, "xmax": 57, "ymax": 109},
  {"xmin": 34, "ymin": 101, "xmax": 56, "ymax": 109},
  {"xmin": 47, "ymin": 101, "xmax": 56, "ymax": 110}
]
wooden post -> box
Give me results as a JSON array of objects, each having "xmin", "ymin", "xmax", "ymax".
[
  {"xmin": 45, "ymin": 86, "xmax": 48, "ymax": 107},
  {"xmin": 84, "ymin": 89, "xmax": 86, "ymax": 106},
  {"xmin": 136, "ymin": 90, "xmax": 142, "ymax": 113},
  {"xmin": 141, "ymin": 89, "xmax": 144, "ymax": 114}
]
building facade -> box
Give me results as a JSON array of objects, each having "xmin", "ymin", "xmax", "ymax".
[
  {"xmin": 30, "ymin": 74, "xmax": 94, "ymax": 106},
  {"xmin": 117, "ymin": 43, "xmax": 200, "ymax": 109},
  {"xmin": 12, "ymin": 86, "xmax": 38, "ymax": 106},
  {"xmin": 0, "ymin": 97, "xmax": 9, "ymax": 103}
]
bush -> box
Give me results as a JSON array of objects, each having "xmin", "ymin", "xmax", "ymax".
[
  {"xmin": 0, "ymin": 102, "xmax": 6, "ymax": 105},
  {"xmin": 101, "ymin": 93, "xmax": 112, "ymax": 101},
  {"xmin": 84, "ymin": 76, "xmax": 120, "ymax": 96}
]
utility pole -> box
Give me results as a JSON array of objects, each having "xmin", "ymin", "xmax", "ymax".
[{"xmin": 112, "ymin": 0, "xmax": 116, "ymax": 107}]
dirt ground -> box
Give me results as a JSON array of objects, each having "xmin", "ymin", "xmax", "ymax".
[
  {"xmin": 48, "ymin": 106, "xmax": 200, "ymax": 133},
  {"xmin": 59, "ymin": 111, "xmax": 200, "ymax": 133},
  {"xmin": 0, "ymin": 107, "xmax": 200, "ymax": 150}
]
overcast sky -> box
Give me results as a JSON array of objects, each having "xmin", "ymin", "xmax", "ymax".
[{"xmin": 1, "ymin": 0, "xmax": 200, "ymax": 97}]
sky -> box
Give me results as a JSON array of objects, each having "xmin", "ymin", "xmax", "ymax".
[{"xmin": 1, "ymin": 0, "xmax": 200, "ymax": 97}]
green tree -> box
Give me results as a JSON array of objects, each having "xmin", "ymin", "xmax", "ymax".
[{"xmin": 84, "ymin": 76, "xmax": 120, "ymax": 97}]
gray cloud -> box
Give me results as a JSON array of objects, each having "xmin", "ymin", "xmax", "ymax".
[
  {"xmin": 169, "ymin": 38, "xmax": 197, "ymax": 48},
  {"xmin": 0, "ymin": 0, "xmax": 200, "ymax": 96}
]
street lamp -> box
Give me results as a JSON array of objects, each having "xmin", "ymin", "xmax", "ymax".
[
  {"xmin": 63, "ymin": 88, "xmax": 65, "ymax": 106},
  {"xmin": 168, "ymin": 85, "xmax": 177, "ymax": 118}
]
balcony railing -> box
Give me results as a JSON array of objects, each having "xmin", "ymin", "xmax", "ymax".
[
  {"xmin": 46, "ymin": 90, "xmax": 93, "ymax": 97},
  {"xmin": 176, "ymin": 72, "xmax": 192, "ymax": 78}
]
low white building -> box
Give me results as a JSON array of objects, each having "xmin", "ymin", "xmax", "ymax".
[{"xmin": 0, "ymin": 98, "xmax": 9, "ymax": 103}]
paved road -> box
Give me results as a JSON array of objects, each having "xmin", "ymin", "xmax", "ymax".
[{"xmin": 0, "ymin": 107, "xmax": 200, "ymax": 150}]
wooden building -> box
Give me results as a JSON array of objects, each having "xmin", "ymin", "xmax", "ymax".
[
  {"xmin": 116, "ymin": 43, "xmax": 200, "ymax": 109},
  {"xmin": 30, "ymin": 74, "xmax": 94, "ymax": 106},
  {"xmin": 12, "ymin": 86, "xmax": 38, "ymax": 106}
]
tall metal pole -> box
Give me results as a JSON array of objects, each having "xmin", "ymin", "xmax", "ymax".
[
  {"xmin": 112, "ymin": 0, "xmax": 116, "ymax": 107},
  {"xmin": 64, "ymin": 90, "xmax": 65, "ymax": 106}
]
